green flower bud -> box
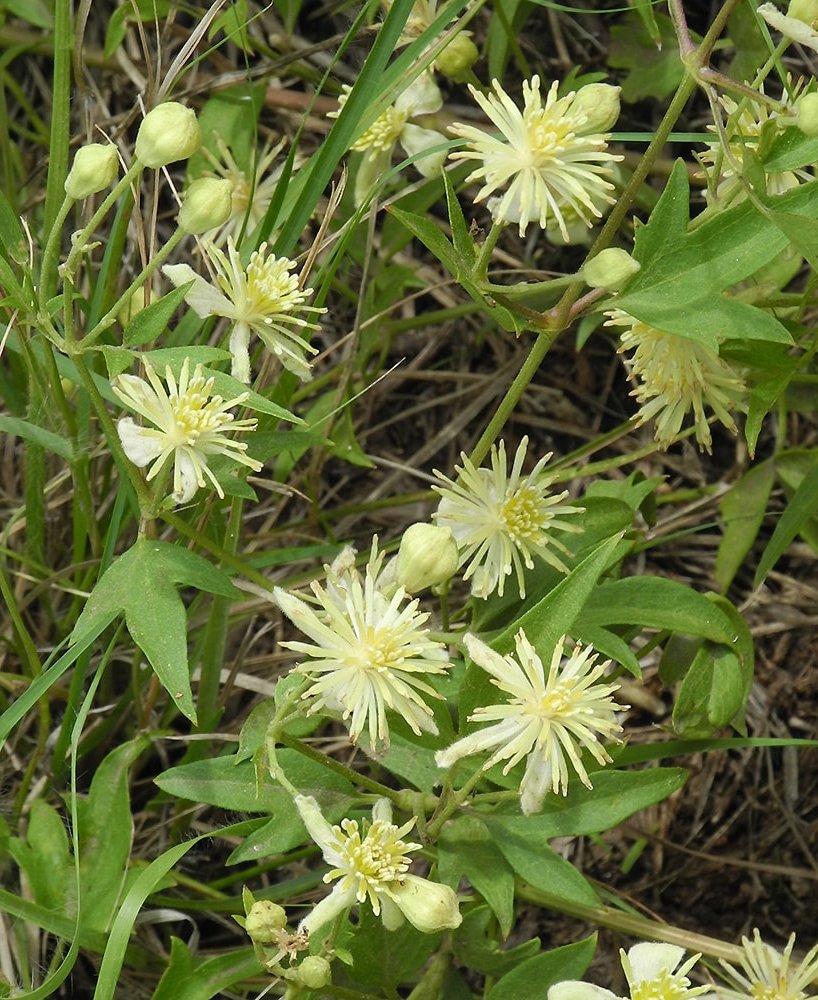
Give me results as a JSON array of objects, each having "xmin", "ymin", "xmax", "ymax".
[
  {"xmin": 389, "ymin": 874, "xmax": 462, "ymax": 934},
  {"xmin": 178, "ymin": 177, "xmax": 234, "ymax": 235},
  {"xmin": 435, "ymin": 33, "xmax": 479, "ymax": 82},
  {"xmin": 64, "ymin": 143, "xmax": 119, "ymax": 200},
  {"xmin": 572, "ymin": 83, "xmax": 621, "ymax": 134},
  {"xmin": 245, "ymin": 900, "xmax": 287, "ymax": 944},
  {"xmin": 789, "ymin": 0, "xmax": 818, "ymax": 25},
  {"xmin": 583, "ymin": 247, "xmax": 641, "ymax": 291},
  {"xmin": 135, "ymin": 102, "xmax": 202, "ymax": 168},
  {"xmin": 396, "ymin": 523, "xmax": 459, "ymax": 593},
  {"xmin": 297, "ymin": 956, "xmax": 332, "ymax": 990},
  {"xmin": 796, "ymin": 92, "xmax": 818, "ymax": 136},
  {"xmin": 118, "ymin": 286, "xmax": 154, "ymax": 327}
]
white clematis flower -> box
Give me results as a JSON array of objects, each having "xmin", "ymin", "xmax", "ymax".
[
  {"xmin": 295, "ymin": 795, "xmax": 462, "ymax": 937},
  {"xmin": 549, "ymin": 942, "xmax": 715, "ymax": 1000},
  {"xmin": 718, "ymin": 929, "xmax": 818, "ymax": 1000},
  {"xmin": 273, "ymin": 539, "xmax": 450, "ymax": 751},
  {"xmin": 111, "ymin": 357, "xmax": 261, "ymax": 505},
  {"xmin": 163, "ymin": 239, "xmax": 325, "ymax": 384},
  {"xmin": 435, "ymin": 630, "xmax": 625, "ymax": 814}
]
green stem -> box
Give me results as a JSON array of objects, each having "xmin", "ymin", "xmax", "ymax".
[
  {"xmin": 276, "ymin": 732, "xmax": 406, "ymax": 802},
  {"xmin": 467, "ymin": 330, "xmax": 554, "ymax": 467},
  {"xmin": 78, "ymin": 226, "xmax": 184, "ymax": 348},
  {"xmin": 474, "ymin": 221, "xmax": 503, "ymax": 282},
  {"xmin": 41, "ymin": 0, "xmax": 72, "ymax": 296},
  {"xmin": 517, "ymin": 884, "xmax": 748, "ymax": 964},
  {"xmin": 38, "ymin": 195, "xmax": 74, "ymax": 314}
]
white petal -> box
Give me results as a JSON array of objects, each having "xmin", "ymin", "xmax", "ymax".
[
  {"xmin": 625, "ymin": 942, "xmax": 685, "ymax": 984},
  {"xmin": 379, "ymin": 894, "xmax": 405, "ymax": 931},
  {"xmin": 400, "ymin": 124, "xmax": 448, "ymax": 176},
  {"xmin": 372, "ymin": 798, "xmax": 394, "ymax": 825},
  {"xmin": 757, "ymin": 3, "xmax": 818, "ymax": 51},
  {"xmin": 397, "ymin": 72, "xmax": 443, "ymax": 116},
  {"xmin": 298, "ymin": 884, "xmax": 356, "ymax": 936},
  {"xmin": 162, "ymin": 263, "xmax": 235, "ymax": 319},
  {"xmin": 117, "ymin": 417, "xmax": 163, "ymax": 468},
  {"xmin": 549, "ymin": 983, "xmax": 619, "ymax": 1000},
  {"xmin": 354, "ymin": 149, "xmax": 391, "ymax": 206},
  {"xmin": 228, "ymin": 322, "xmax": 252, "ymax": 383},
  {"xmin": 172, "ymin": 450, "xmax": 200, "ymax": 504},
  {"xmin": 293, "ymin": 794, "xmax": 335, "ymax": 855},
  {"xmin": 519, "ymin": 752, "xmax": 553, "ymax": 816}
]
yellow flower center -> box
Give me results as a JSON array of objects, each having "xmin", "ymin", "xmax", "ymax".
[
  {"xmin": 170, "ymin": 376, "xmax": 230, "ymax": 444},
  {"xmin": 245, "ymin": 248, "xmax": 305, "ymax": 317},
  {"xmin": 524, "ymin": 110, "xmax": 574, "ymax": 164},
  {"xmin": 328, "ymin": 819, "xmax": 414, "ymax": 892},
  {"xmin": 631, "ymin": 972, "xmax": 695, "ymax": 1000},
  {"xmin": 351, "ymin": 625, "xmax": 402, "ymax": 673},
  {"xmin": 500, "ymin": 485, "xmax": 548, "ymax": 541},
  {"xmin": 352, "ymin": 107, "xmax": 408, "ymax": 153}
]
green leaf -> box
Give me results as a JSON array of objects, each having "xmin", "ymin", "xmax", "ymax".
[
  {"xmin": 618, "ymin": 176, "xmax": 818, "ymax": 348},
  {"xmin": 442, "ymin": 169, "xmax": 477, "ymax": 266},
  {"xmin": 8, "ymin": 801, "xmax": 74, "ymax": 917},
  {"xmin": 153, "ymin": 939, "xmax": 262, "ymax": 1000},
  {"xmin": 76, "ymin": 737, "xmax": 150, "ymax": 934},
  {"xmin": 609, "ymin": 13, "xmax": 692, "ymax": 103},
  {"xmin": 123, "ymin": 283, "xmax": 193, "ymax": 347},
  {"xmin": 453, "ymin": 906, "xmax": 541, "ymax": 977},
  {"xmin": 439, "ymin": 816, "xmax": 515, "ymax": 937},
  {"xmin": 0, "ymin": 188, "xmax": 25, "ymax": 261},
  {"xmin": 576, "ymin": 577, "xmax": 737, "ymax": 644},
  {"xmin": 487, "ymin": 833, "xmax": 598, "ymax": 907},
  {"xmin": 377, "ymin": 733, "xmax": 442, "ymax": 793},
  {"xmin": 486, "ymin": 936, "xmax": 597, "ymax": 1000},
  {"xmin": 156, "ymin": 750, "xmax": 354, "ymax": 829},
  {"xmin": 338, "ymin": 905, "xmax": 437, "ymax": 992},
  {"xmin": 755, "ymin": 450, "xmax": 818, "ymax": 586},
  {"xmin": 483, "ymin": 768, "xmax": 687, "ymax": 840},
  {"xmin": 672, "ymin": 643, "xmax": 748, "ymax": 737},
  {"xmin": 0, "ymin": 415, "xmax": 73, "ymax": 460},
  {"xmin": 761, "ymin": 127, "xmax": 818, "ymax": 173},
  {"xmin": 70, "ymin": 541, "xmax": 241, "ymax": 722},
  {"xmin": 715, "ymin": 460, "xmax": 775, "ymax": 592}
]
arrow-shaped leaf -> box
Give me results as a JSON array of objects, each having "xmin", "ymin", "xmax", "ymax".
[{"xmin": 70, "ymin": 541, "xmax": 241, "ymax": 722}]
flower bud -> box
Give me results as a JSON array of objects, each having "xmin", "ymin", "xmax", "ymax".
[
  {"xmin": 572, "ymin": 83, "xmax": 621, "ymax": 134},
  {"xmin": 178, "ymin": 177, "xmax": 234, "ymax": 234},
  {"xmin": 389, "ymin": 874, "xmax": 462, "ymax": 934},
  {"xmin": 135, "ymin": 102, "xmax": 202, "ymax": 168},
  {"xmin": 796, "ymin": 92, "xmax": 818, "ymax": 136},
  {"xmin": 435, "ymin": 33, "xmax": 479, "ymax": 82},
  {"xmin": 583, "ymin": 248, "xmax": 641, "ymax": 291},
  {"xmin": 245, "ymin": 900, "xmax": 287, "ymax": 944},
  {"xmin": 789, "ymin": 0, "xmax": 818, "ymax": 25},
  {"xmin": 64, "ymin": 143, "xmax": 119, "ymax": 200},
  {"xmin": 395, "ymin": 523, "xmax": 459, "ymax": 593},
  {"xmin": 297, "ymin": 955, "xmax": 332, "ymax": 990},
  {"xmin": 118, "ymin": 286, "xmax": 154, "ymax": 327}
]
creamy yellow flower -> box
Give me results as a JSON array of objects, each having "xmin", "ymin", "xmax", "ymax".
[
  {"xmin": 549, "ymin": 943, "xmax": 715, "ymax": 1000},
  {"xmin": 718, "ymin": 930, "xmax": 818, "ymax": 1000},
  {"xmin": 436, "ymin": 630, "xmax": 625, "ymax": 814},
  {"xmin": 432, "ymin": 436, "xmax": 583, "ymax": 600},
  {"xmin": 273, "ymin": 539, "xmax": 450, "ymax": 750},
  {"xmin": 295, "ymin": 795, "xmax": 462, "ymax": 936},
  {"xmin": 112, "ymin": 357, "xmax": 261, "ymax": 505},
  {"xmin": 449, "ymin": 76, "xmax": 621, "ymax": 238},
  {"xmin": 163, "ymin": 238, "xmax": 325, "ymax": 384},
  {"xmin": 608, "ymin": 309, "xmax": 745, "ymax": 453}
]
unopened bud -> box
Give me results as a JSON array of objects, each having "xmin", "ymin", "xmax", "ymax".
[
  {"xmin": 396, "ymin": 523, "xmax": 459, "ymax": 593},
  {"xmin": 435, "ymin": 33, "xmax": 479, "ymax": 82},
  {"xmin": 583, "ymin": 248, "xmax": 641, "ymax": 291},
  {"xmin": 65, "ymin": 143, "xmax": 119, "ymax": 200},
  {"xmin": 118, "ymin": 287, "xmax": 154, "ymax": 326},
  {"xmin": 178, "ymin": 177, "xmax": 234, "ymax": 234},
  {"xmin": 796, "ymin": 92, "xmax": 818, "ymax": 136},
  {"xmin": 389, "ymin": 874, "xmax": 462, "ymax": 934},
  {"xmin": 135, "ymin": 102, "xmax": 202, "ymax": 168},
  {"xmin": 789, "ymin": 0, "xmax": 818, "ymax": 25},
  {"xmin": 245, "ymin": 900, "xmax": 287, "ymax": 944},
  {"xmin": 572, "ymin": 83, "xmax": 621, "ymax": 134},
  {"xmin": 297, "ymin": 956, "xmax": 332, "ymax": 990}
]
